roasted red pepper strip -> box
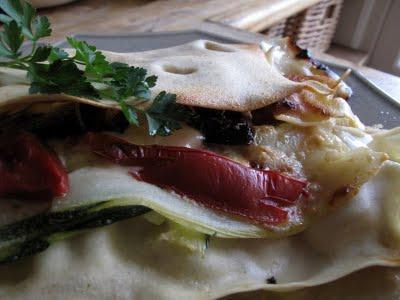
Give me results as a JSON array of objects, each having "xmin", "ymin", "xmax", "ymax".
[
  {"xmin": 87, "ymin": 133, "xmax": 308, "ymax": 226},
  {"xmin": 0, "ymin": 131, "xmax": 69, "ymax": 200}
]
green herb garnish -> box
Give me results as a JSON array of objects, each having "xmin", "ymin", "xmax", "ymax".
[{"xmin": 0, "ymin": 0, "xmax": 186, "ymax": 136}]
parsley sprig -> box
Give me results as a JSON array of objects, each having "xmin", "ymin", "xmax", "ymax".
[{"xmin": 0, "ymin": 0, "xmax": 186, "ymax": 136}]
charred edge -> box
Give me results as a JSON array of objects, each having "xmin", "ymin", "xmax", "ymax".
[
  {"xmin": 252, "ymin": 96, "xmax": 301, "ymax": 126},
  {"xmin": 296, "ymin": 49, "xmax": 311, "ymax": 60},
  {"xmin": 287, "ymin": 38, "xmax": 331, "ymax": 74},
  {"xmin": 266, "ymin": 276, "xmax": 277, "ymax": 284},
  {"xmin": 280, "ymin": 97, "xmax": 300, "ymax": 110},
  {"xmin": 288, "ymin": 39, "xmax": 330, "ymax": 73},
  {"xmin": 312, "ymin": 58, "xmax": 330, "ymax": 72}
]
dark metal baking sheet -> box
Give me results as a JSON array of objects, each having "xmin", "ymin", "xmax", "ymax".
[{"xmin": 56, "ymin": 30, "xmax": 400, "ymax": 128}]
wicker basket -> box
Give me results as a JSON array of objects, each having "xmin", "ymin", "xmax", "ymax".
[{"xmin": 264, "ymin": 0, "xmax": 343, "ymax": 52}]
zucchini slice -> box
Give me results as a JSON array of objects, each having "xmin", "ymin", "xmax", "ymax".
[{"xmin": 0, "ymin": 202, "xmax": 149, "ymax": 263}]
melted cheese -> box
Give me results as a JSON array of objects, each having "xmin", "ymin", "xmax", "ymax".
[{"xmin": 120, "ymin": 124, "xmax": 205, "ymax": 148}]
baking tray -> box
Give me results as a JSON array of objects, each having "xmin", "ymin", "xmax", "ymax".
[{"xmin": 56, "ymin": 30, "xmax": 400, "ymax": 128}]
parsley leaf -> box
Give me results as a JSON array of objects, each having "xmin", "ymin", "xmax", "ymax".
[
  {"xmin": 48, "ymin": 47, "xmax": 69, "ymax": 62},
  {"xmin": 145, "ymin": 92, "xmax": 187, "ymax": 136},
  {"xmin": 145, "ymin": 75, "xmax": 157, "ymax": 88},
  {"xmin": 27, "ymin": 59, "xmax": 98, "ymax": 98},
  {"xmin": 0, "ymin": 0, "xmax": 187, "ymax": 137},
  {"xmin": 0, "ymin": 20, "xmax": 24, "ymax": 58},
  {"xmin": 119, "ymin": 100, "xmax": 139, "ymax": 126},
  {"xmin": 0, "ymin": 14, "xmax": 12, "ymax": 24},
  {"xmin": 67, "ymin": 37, "xmax": 112, "ymax": 79},
  {"xmin": 0, "ymin": 0, "xmax": 51, "ymax": 41},
  {"xmin": 0, "ymin": 0, "xmax": 34, "ymax": 35},
  {"xmin": 109, "ymin": 63, "xmax": 153, "ymax": 100},
  {"xmin": 28, "ymin": 45, "xmax": 52, "ymax": 62},
  {"xmin": 31, "ymin": 15, "xmax": 51, "ymax": 41}
]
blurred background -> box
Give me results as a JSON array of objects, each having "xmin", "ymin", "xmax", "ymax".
[{"xmin": 19, "ymin": 0, "xmax": 400, "ymax": 76}]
